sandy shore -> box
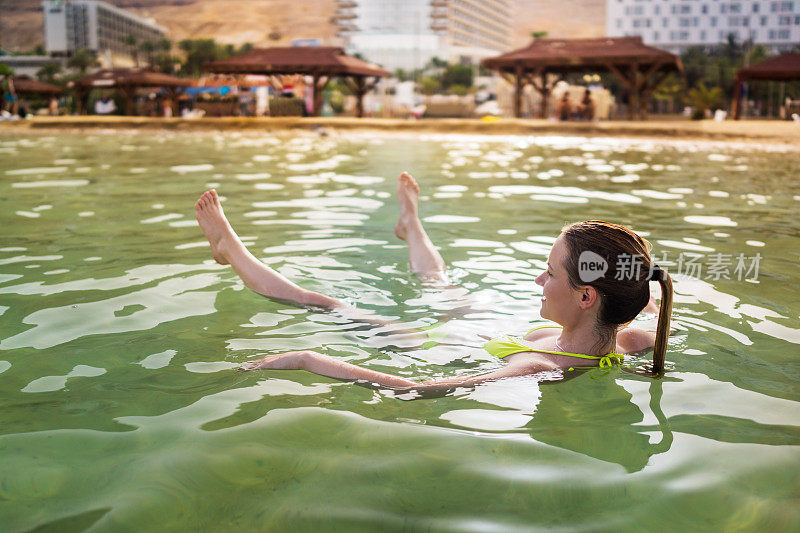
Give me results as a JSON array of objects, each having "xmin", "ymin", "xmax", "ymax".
[{"xmin": 2, "ymin": 116, "xmax": 799, "ymax": 145}]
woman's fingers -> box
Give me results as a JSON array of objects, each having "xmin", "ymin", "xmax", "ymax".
[{"xmin": 237, "ymin": 359, "xmax": 266, "ymax": 371}]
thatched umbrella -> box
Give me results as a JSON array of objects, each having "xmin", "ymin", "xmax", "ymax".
[
  {"xmin": 10, "ymin": 76, "xmax": 64, "ymax": 96},
  {"xmin": 204, "ymin": 47, "xmax": 389, "ymax": 117},
  {"xmin": 482, "ymin": 36, "xmax": 682, "ymax": 120},
  {"xmin": 68, "ymin": 68, "xmax": 192, "ymax": 115},
  {"xmin": 732, "ymin": 53, "xmax": 800, "ymax": 120}
]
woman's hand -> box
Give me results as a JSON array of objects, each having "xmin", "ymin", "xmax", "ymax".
[{"xmin": 238, "ymin": 350, "xmax": 316, "ymax": 371}]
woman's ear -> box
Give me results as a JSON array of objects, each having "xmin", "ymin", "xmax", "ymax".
[{"xmin": 578, "ymin": 286, "xmax": 599, "ymax": 310}]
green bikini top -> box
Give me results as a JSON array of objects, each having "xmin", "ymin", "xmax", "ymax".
[{"xmin": 484, "ymin": 325, "xmax": 624, "ymax": 368}]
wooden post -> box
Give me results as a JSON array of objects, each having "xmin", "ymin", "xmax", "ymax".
[
  {"xmin": 539, "ymin": 71, "xmax": 549, "ymax": 119},
  {"xmin": 629, "ymin": 63, "xmax": 640, "ymax": 120},
  {"xmin": 75, "ymin": 87, "xmax": 87, "ymax": 115},
  {"xmin": 121, "ymin": 86, "xmax": 136, "ymax": 116},
  {"xmin": 311, "ymin": 74, "xmax": 329, "ymax": 116},
  {"xmin": 732, "ymin": 79, "xmax": 743, "ymax": 120},
  {"xmin": 354, "ymin": 76, "xmax": 365, "ymax": 118},
  {"xmin": 311, "ymin": 74, "xmax": 321, "ymax": 116},
  {"xmin": 514, "ymin": 65, "xmax": 523, "ymax": 118}
]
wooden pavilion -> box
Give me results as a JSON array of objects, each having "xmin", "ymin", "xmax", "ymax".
[
  {"xmin": 732, "ymin": 52, "xmax": 800, "ymax": 120},
  {"xmin": 6, "ymin": 76, "xmax": 63, "ymax": 97},
  {"xmin": 68, "ymin": 69, "xmax": 192, "ymax": 115},
  {"xmin": 204, "ymin": 47, "xmax": 390, "ymax": 117},
  {"xmin": 482, "ymin": 36, "xmax": 682, "ymax": 120}
]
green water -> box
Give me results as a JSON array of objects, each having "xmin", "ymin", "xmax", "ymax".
[{"xmin": 1, "ymin": 130, "xmax": 798, "ymax": 532}]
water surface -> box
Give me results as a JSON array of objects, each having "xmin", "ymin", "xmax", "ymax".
[{"xmin": 1, "ymin": 130, "xmax": 799, "ymax": 531}]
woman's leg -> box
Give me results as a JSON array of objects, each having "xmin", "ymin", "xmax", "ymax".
[
  {"xmin": 394, "ymin": 172, "xmax": 448, "ymax": 283},
  {"xmin": 195, "ymin": 189, "xmax": 342, "ymax": 308}
]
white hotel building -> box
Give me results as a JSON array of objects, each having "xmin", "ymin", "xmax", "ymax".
[
  {"xmin": 607, "ymin": 0, "xmax": 800, "ymax": 53},
  {"xmin": 42, "ymin": 0, "xmax": 167, "ymax": 67},
  {"xmin": 345, "ymin": 0, "xmax": 512, "ymax": 72}
]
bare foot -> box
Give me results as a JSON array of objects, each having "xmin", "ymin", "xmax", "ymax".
[
  {"xmin": 194, "ymin": 189, "xmax": 237, "ymax": 265},
  {"xmin": 394, "ymin": 172, "xmax": 421, "ymax": 241}
]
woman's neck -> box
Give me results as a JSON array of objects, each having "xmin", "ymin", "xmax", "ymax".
[{"xmin": 556, "ymin": 321, "xmax": 616, "ymax": 356}]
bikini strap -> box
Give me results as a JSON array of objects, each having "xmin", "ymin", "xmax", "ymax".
[
  {"xmin": 530, "ymin": 346, "xmax": 624, "ymax": 368},
  {"xmin": 525, "ymin": 324, "xmax": 562, "ymax": 335}
]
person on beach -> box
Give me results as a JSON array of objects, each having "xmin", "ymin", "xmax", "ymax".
[
  {"xmin": 579, "ymin": 88, "xmax": 595, "ymax": 121},
  {"xmin": 558, "ymin": 92, "xmax": 572, "ymax": 121},
  {"xmin": 2, "ymin": 75, "xmax": 19, "ymax": 116},
  {"xmin": 194, "ymin": 173, "xmax": 672, "ymax": 390}
]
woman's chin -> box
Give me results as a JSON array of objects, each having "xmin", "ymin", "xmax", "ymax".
[{"xmin": 540, "ymin": 301, "xmax": 549, "ymax": 319}]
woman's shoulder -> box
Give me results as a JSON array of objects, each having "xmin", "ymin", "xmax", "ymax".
[
  {"xmin": 523, "ymin": 324, "xmax": 561, "ymax": 342},
  {"xmin": 616, "ymin": 327, "xmax": 656, "ymax": 354}
]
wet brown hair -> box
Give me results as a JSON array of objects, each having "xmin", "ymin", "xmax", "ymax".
[{"xmin": 561, "ymin": 220, "xmax": 673, "ymax": 375}]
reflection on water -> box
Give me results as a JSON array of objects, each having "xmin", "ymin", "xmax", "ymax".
[{"xmin": 1, "ymin": 131, "xmax": 799, "ymax": 531}]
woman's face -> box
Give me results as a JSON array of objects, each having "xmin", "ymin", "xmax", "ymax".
[{"xmin": 535, "ymin": 235, "xmax": 584, "ymax": 325}]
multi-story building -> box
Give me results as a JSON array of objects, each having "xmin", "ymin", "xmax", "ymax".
[
  {"xmin": 607, "ymin": 0, "xmax": 800, "ymax": 53},
  {"xmin": 345, "ymin": 0, "xmax": 512, "ymax": 72},
  {"xmin": 42, "ymin": 0, "xmax": 167, "ymax": 67}
]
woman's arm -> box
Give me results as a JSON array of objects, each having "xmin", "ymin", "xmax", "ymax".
[{"xmin": 239, "ymin": 350, "xmax": 547, "ymax": 391}]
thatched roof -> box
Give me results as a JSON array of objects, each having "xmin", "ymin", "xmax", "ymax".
[
  {"xmin": 204, "ymin": 47, "xmax": 390, "ymax": 77},
  {"xmin": 11, "ymin": 76, "xmax": 63, "ymax": 95},
  {"xmin": 69, "ymin": 69, "xmax": 192, "ymax": 89},
  {"xmin": 736, "ymin": 53, "xmax": 800, "ymax": 81},
  {"xmin": 482, "ymin": 36, "xmax": 681, "ymax": 73}
]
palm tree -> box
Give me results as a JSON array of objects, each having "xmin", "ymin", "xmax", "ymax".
[
  {"xmin": 36, "ymin": 62, "xmax": 62, "ymax": 83},
  {"xmin": 140, "ymin": 40, "xmax": 156, "ymax": 68},
  {"xmin": 157, "ymin": 38, "xmax": 172, "ymax": 54},
  {"xmin": 686, "ymin": 82, "xmax": 723, "ymax": 119},
  {"xmin": 67, "ymin": 49, "xmax": 99, "ymax": 74},
  {"xmin": 124, "ymin": 34, "xmax": 139, "ymax": 67},
  {"xmin": 653, "ymin": 74, "xmax": 683, "ymax": 114}
]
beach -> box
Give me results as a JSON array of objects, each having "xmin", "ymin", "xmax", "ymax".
[{"xmin": 3, "ymin": 116, "xmax": 800, "ymax": 145}]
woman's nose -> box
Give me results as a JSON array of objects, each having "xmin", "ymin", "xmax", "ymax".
[{"xmin": 535, "ymin": 272, "xmax": 545, "ymax": 286}]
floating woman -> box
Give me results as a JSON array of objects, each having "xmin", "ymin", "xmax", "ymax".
[{"xmin": 194, "ymin": 172, "xmax": 672, "ymax": 391}]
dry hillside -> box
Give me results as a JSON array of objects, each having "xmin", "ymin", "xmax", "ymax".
[
  {"xmin": 1, "ymin": 0, "xmax": 606, "ymax": 53},
  {"xmin": 0, "ymin": 0, "xmax": 340, "ymax": 51},
  {"xmin": 511, "ymin": 0, "xmax": 606, "ymax": 47}
]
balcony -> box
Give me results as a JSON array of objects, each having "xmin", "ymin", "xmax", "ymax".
[
  {"xmin": 431, "ymin": 20, "xmax": 448, "ymax": 31},
  {"xmin": 337, "ymin": 22, "xmax": 359, "ymax": 34},
  {"xmin": 431, "ymin": 0, "xmax": 448, "ymax": 6},
  {"xmin": 333, "ymin": 10, "xmax": 357, "ymax": 21}
]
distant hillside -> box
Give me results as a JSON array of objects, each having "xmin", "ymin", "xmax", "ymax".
[
  {"xmin": 0, "ymin": 0, "xmax": 341, "ymax": 51},
  {"xmin": 1, "ymin": 0, "xmax": 606, "ymax": 54},
  {"xmin": 511, "ymin": 0, "xmax": 606, "ymax": 47}
]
